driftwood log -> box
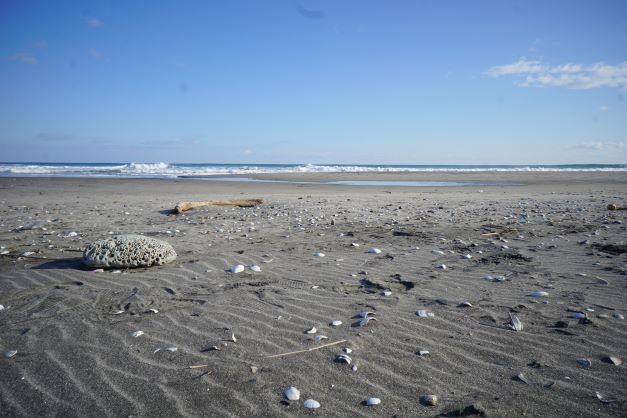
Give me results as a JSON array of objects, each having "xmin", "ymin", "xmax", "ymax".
[{"xmin": 175, "ymin": 199, "xmax": 263, "ymax": 213}]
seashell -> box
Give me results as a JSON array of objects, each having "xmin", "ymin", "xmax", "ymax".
[
  {"xmin": 351, "ymin": 242, "xmax": 360, "ymax": 247},
  {"xmin": 515, "ymin": 373, "xmax": 529, "ymax": 384},
  {"xmin": 129, "ymin": 330, "xmax": 144, "ymax": 338},
  {"xmin": 343, "ymin": 348, "xmax": 353, "ymax": 354},
  {"xmin": 313, "ymin": 252, "xmax": 325, "ymax": 257},
  {"xmin": 229, "ymin": 264, "xmax": 245, "ymax": 273},
  {"xmin": 335, "ymin": 354, "xmax": 352, "ymax": 364},
  {"xmin": 311, "ymin": 285, "xmax": 319, "ymax": 289},
  {"xmin": 92, "ymin": 268, "xmax": 104, "ymax": 273},
  {"xmin": 249, "ymin": 265, "xmax": 261, "ymax": 272},
  {"xmin": 416, "ymin": 350, "xmax": 430, "ymax": 357},
  {"xmin": 420, "ymin": 394, "xmax": 438, "ymax": 406},
  {"xmin": 0, "ymin": 304, "xmax": 4, "ymax": 311},
  {"xmin": 358, "ymin": 311, "xmax": 375, "ymax": 318},
  {"xmin": 509, "ymin": 314, "xmax": 523, "ymax": 331},
  {"xmin": 66, "ymin": 231, "xmax": 78, "ymax": 237},
  {"xmin": 3, "ymin": 350, "xmax": 17, "ymax": 358},
  {"xmin": 416, "ymin": 309, "xmax": 435, "ymax": 318},
  {"xmin": 527, "ymin": 291, "xmax": 549, "ymax": 297},
  {"xmin": 570, "ymin": 312, "xmax": 586, "ymax": 319},
  {"xmin": 304, "ymin": 399, "xmax": 320, "ymax": 409},
  {"xmin": 283, "ymin": 386, "xmax": 300, "ymax": 401},
  {"xmin": 365, "ymin": 397, "xmax": 381, "ymax": 406},
  {"xmin": 352, "ymin": 364, "xmax": 358, "ymax": 372},
  {"xmin": 330, "ymin": 320, "xmax": 342, "ymax": 327},
  {"xmin": 576, "ymin": 358, "xmax": 592, "ymax": 368},
  {"xmin": 262, "ymin": 258, "xmax": 273, "ymax": 263},
  {"xmin": 439, "ymin": 264, "xmax": 447, "ymax": 270},
  {"xmin": 359, "ymin": 317, "xmax": 377, "ymax": 326},
  {"xmin": 458, "ymin": 301, "xmax": 472, "ymax": 308},
  {"xmin": 145, "ymin": 308, "xmax": 159, "ymax": 314},
  {"xmin": 463, "ymin": 254, "xmax": 472, "ymax": 259},
  {"xmin": 367, "ymin": 248, "xmax": 381, "ymax": 254},
  {"xmin": 22, "ymin": 251, "xmax": 35, "ymax": 256},
  {"xmin": 305, "ymin": 327, "xmax": 317, "ymax": 334},
  {"xmin": 314, "ymin": 335, "xmax": 328, "ymax": 342},
  {"xmin": 595, "ymin": 391, "xmax": 616, "ymax": 403},
  {"xmin": 112, "ymin": 309, "xmax": 125, "ymax": 315},
  {"xmin": 613, "ymin": 312, "xmax": 624, "ymax": 320},
  {"xmin": 229, "ymin": 332, "xmax": 237, "ymax": 342},
  {"xmin": 431, "ymin": 250, "xmax": 445, "ymax": 256},
  {"xmin": 601, "ymin": 356, "xmax": 622, "ymax": 366},
  {"xmin": 383, "ymin": 290, "xmax": 392, "ymax": 296}
]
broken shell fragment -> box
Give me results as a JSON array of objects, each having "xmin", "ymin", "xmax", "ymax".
[
  {"xmin": 313, "ymin": 252, "xmax": 325, "ymax": 257},
  {"xmin": 601, "ymin": 356, "xmax": 622, "ymax": 366},
  {"xmin": 365, "ymin": 397, "xmax": 381, "ymax": 406},
  {"xmin": 359, "ymin": 317, "xmax": 377, "ymax": 326},
  {"xmin": 515, "ymin": 373, "xmax": 529, "ymax": 384},
  {"xmin": 229, "ymin": 264, "xmax": 245, "ymax": 273},
  {"xmin": 335, "ymin": 354, "xmax": 352, "ymax": 364},
  {"xmin": 129, "ymin": 330, "xmax": 144, "ymax": 338},
  {"xmin": 314, "ymin": 335, "xmax": 328, "ymax": 342},
  {"xmin": 367, "ymin": 248, "xmax": 382, "ymax": 254},
  {"xmin": 416, "ymin": 350, "xmax": 430, "ymax": 357},
  {"xmin": 358, "ymin": 311, "xmax": 376, "ymax": 319},
  {"xmin": 383, "ymin": 290, "xmax": 392, "ymax": 296},
  {"xmin": 3, "ymin": 350, "xmax": 17, "ymax": 358},
  {"xmin": 249, "ymin": 265, "xmax": 261, "ymax": 272},
  {"xmin": 343, "ymin": 348, "xmax": 353, "ymax": 354},
  {"xmin": 283, "ymin": 386, "xmax": 300, "ymax": 401},
  {"xmin": 527, "ymin": 291, "xmax": 549, "ymax": 297},
  {"xmin": 416, "ymin": 309, "xmax": 435, "ymax": 318},
  {"xmin": 305, "ymin": 327, "xmax": 317, "ymax": 334},
  {"xmin": 420, "ymin": 394, "xmax": 438, "ymax": 406},
  {"xmin": 458, "ymin": 301, "xmax": 473, "ymax": 308},
  {"xmin": 330, "ymin": 320, "xmax": 342, "ymax": 327},
  {"xmin": 576, "ymin": 358, "xmax": 592, "ymax": 368},
  {"xmin": 304, "ymin": 399, "xmax": 320, "ymax": 409}
]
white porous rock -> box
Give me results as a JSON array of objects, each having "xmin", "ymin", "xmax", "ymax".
[{"xmin": 83, "ymin": 235, "xmax": 177, "ymax": 268}]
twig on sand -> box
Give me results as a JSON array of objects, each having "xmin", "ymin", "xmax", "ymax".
[
  {"xmin": 264, "ymin": 339, "xmax": 348, "ymax": 359},
  {"xmin": 175, "ymin": 199, "xmax": 263, "ymax": 213},
  {"xmin": 481, "ymin": 228, "xmax": 518, "ymax": 237},
  {"xmin": 187, "ymin": 364, "xmax": 210, "ymax": 369}
]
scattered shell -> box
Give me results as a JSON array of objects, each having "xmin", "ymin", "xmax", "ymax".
[
  {"xmin": 66, "ymin": 231, "xmax": 78, "ymax": 237},
  {"xmin": 351, "ymin": 243, "xmax": 360, "ymax": 247},
  {"xmin": 145, "ymin": 308, "xmax": 159, "ymax": 314},
  {"xmin": 250, "ymin": 366, "xmax": 258, "ymax": 374},
  {"xmin": 431, "ymin": 250, "xmax": 445, "ymax": 256},
  {"xmin": 305, "ymin": 327, "xmax": 317, "ymax": 334},
  {"xmin": 92, "ymin": 268, "xmax": 104, "ymax": 273},
  {"xmin": 576, "ymin": 358, "xmax": 592, "ymax": 368},
  {"xmin": 601, "ymin": 356, "xmax": 622, "ymax": 366},
  {"xmin": 352, "ymin": 365, "xmax": 358, "ymax": 372},
  {"xmin": 420, "ymin": 394, "xmax": 438, "ymax": 406},
  {"xmin": 335, "ymin": 354, "xmax": 352, "ymax": 364},
  {"xmin": 439, "ymin": 264, "xmax": 447, "ymax": 270},
  {"xmin": 0, "ymin": 304, "xmax": 4, "ymax": 311},
  {"xmin": 249, "ymin": 265, "xmax": 261, "ymax": 272},
  {"xmin": 22, "ymin": 251, "xmax": 35, "ymax": 256},
  {"xmin": 229, "ymin": 332, "xmax": 237, "ymax": 343},
  {"xmin": 359, "ymin": 317, "xmax": 377, "ymax": 326},
  {"xmin": 416, "ymin": 350, "xmax": 430, "ymax": 357},
  {"xmin": 613, "ymin": 312, "xmax": 624, "ymax": 320},
  {"xmin": 112, "ymin": 310, "xmax": 125, "ymax": 315},
  {"xmin": 416, "ymin": 310, "xmax": 435, "ymax": 318},
  {"xmin": 509, "ymin": 314, "xmax": 523, "ymax": 331},
  {"xmin": 527, "ymin": 291, "xmax": 549, "ymax": 297},
  {"xmin": 283, "ymin": 386, "xmax": 300, "ymax": 401},
  {"xmin": 595, "ymin": 391, "xmax": 616, "ymax": 403},
  {"xmin": 330, "ymin": 320, "xmax": 342, "ymax": 327},
  {"xmin": 458, "ymin": 301, "xmax": 473, "ymax": 308},
  {"xmin": 313, "ymin": 252, "xmax": 325, "ymax": 257},
  {"xmin": 515, "ymin": 373, "xmax": 529, "ymax": 384},
  {"xmin": 129, "ymin": 330, "xmax": 144, "ymax": 338},
  {"xmin": 262, "ymin": 258, "xmax": 273, "ymax": 263},
  {"xmin": 382, "ymin": 290, "xmax": 392, "ymax": 296},
  {"xmin": 311, "ymin": 285, "xmax": 319, "ymax": 289},
  {"xmin": 463, "ymin": 254, "xmax": 472, "ymax": 259},
  {"xmin": 229, "ymin": 264, "xmax": 245, "ymax": 273},
  {"xmin": 358, "ymin": 311, "xmax": 376, "ymax": 318},
  {"xmin": 570, "ymin": 312, "xmax": 587, "ymax": 319},
  {"xmin": 154, "ymin": 347, "xmax": 178, "ymax": 354},
  {"xmin": 304, "ymin": 399, "xmax": 320, "ymax": 409},
  {"xmin": 365, "ymin": 398, "xmax": 381, "ymax": 406},
  {"xmin": 367, "ymin": 248, "xmax": 382, "ymax": 254},
  {"xmin": 343, "ymin": 348, "xmax": 353, "ymax": 354},
  {"xmin": 314, "ymin": 335, "xmax": 328, "ymax": 342},
  {"xmin": 3, "ymin": 350, "xmax": 17, "ymax": 358}
]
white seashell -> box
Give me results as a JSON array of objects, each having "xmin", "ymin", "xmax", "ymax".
[
  {"xmin": 576, "ymin": 358, "xmax": 592, "ymax": 368},
  {"xmin": 330, "ymin": 320, "xmax": 342, "ymax": 327},
  {"xmin": 420, "ymin": 394, "xmax": 438, "ymax": 406},
  {"xmin": 262, "ymin": 258, "xmax": 273, "ymax": 263},
  {"xmin": 305, "ymin": 327, "xmax": 317, "ymax": 334},
  {"xmin": 153, "ymin": 348, "xmax": 162, "ymax": 354},
  {"xmin": 527, "ymin": 291, "xmax": 549, "ymax": 297},
  {"xmin": 416, "ymin": 310, "xmax": 435, "ymax": 318},
  {"xmin": 367, "ymin": 248, "xmax": 381, "ymax": 254},
  {"xmin": 603, "ymin": 356, "xmax": 622, "ymax": 366},
  {"xmin": 145, "ymin": 308, "xmax": 159, "ymax": 314},
  {"xmin": 304, "ymin": 399, "xmax": 320, "ymax": 409},
  {"xmin": 112, "ymin": 310, "xmax": 125, "ymax": 315},
  {"xmin": 249, "ymin": 265, "xmax": 261, "ymax": 272},
  {"xmin": 459, "ymin": 301, "xmax": 473, "ymax": 308},
  {"xmin": 336, "ymin": 354, "xmax": 352, "ymax": 364},
  {"xmin": 359, "ymin": 317, "xmax": 377, "ymax": 326},
  {"xmin": 283, "ymin": 386, "xmax": 300, "ymax": 401},
  {"xmin": 66, "ymin": 231, "xmax": 78, "ymax": 237},
  {"xmin": 613, "ymin": 312, "xmax": 624, "ymax": 320},
  {"xmin": 383, "ymin": 290, "xmax": 392, "ymax": 296},
  {"xmin": 351, "ymin": 242, "xmax": 360, "ymax": 247},
  {"xmin": 129, "ymin": 330, "xmax": 144, "ymax": 338},
  {"xmin": 365, "ymin": 397, "xmax": 381, "ymax": 406},
  {"xmin": 22, "ymin": 251, "xmax": 35, "ymax": 256},
  {"xmin": 439, "ymin": 264, "xmax": 447, "ymax": 270},
  {"xmin": 463, "ymin": 254, "xmax": 472, "ymax": 259},
  {"xmin": 352, "ymin": 364, "xmax": 358, "ymax": 372},
  {"xmin": 313, "ymin": 252, "xmax": 325, "ymax": 257},
  {"xmin": 229, "ymin": 332, "xmax": 237, "ymax": 342},
  {"xmin": 416, "ymin": 350, "xmax": 430, "ymax": 357},
  {"xmin": 311, "ymin": 285, "xmax": 319, "ymax": 289},
  {"xmin": 358, "ymin": 311, "xmax": 375, "ymax": 318},
  {"xmin": 509, "ymin": 314, "xmax": 523, "ymax": 331},
  {"xmin": 595, "ymin": 391, "xmax": 616, "ymax": 403},
  {"xmin": 344, "ymin": 348, "xmax": 353, "ymax": 354},
  {"xmin": 0, "ymin": 250, "xmax": 9, "ymax": 255},
  {"xmin": 0, "ymin": 304, "xmax": 4, "ymax": 311},
  {"xmin": 314, "ymin": 335, "xmax": 328, "ymax": 342},
  {"xmin": 431, "ymin": 250, "xmax": 445, "ymax": 256},
  {"xmin": 229, "ymin": 264, "xmax": 245, "ymax": 273},
  {"xmin": 4, "ymin": 350, "xmax": 17, "ymax": 358},
  {"xmin": 92, "ymin": 268, "xmax": 104, "ymax": 273},
  {"xmin": 570, "ymin": 312, "xmax": 586, "ymax": 319}
]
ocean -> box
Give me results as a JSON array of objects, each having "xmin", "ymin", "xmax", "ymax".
[{"xmin": 0, "ymin": 162, "xmax": 625, "ymax": 179}]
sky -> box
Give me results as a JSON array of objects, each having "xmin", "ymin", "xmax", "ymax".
[{"xmin": 1, "ymin": 0, "xmax": 626, "ymax": 164}]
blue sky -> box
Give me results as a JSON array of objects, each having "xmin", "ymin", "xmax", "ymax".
[{"xmin": 1, "ymin": 0, "xmax": 626, "ymax": 164}]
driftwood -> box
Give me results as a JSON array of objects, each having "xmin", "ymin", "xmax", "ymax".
[{"xmin": 175, "ymin": 199, "xmax": 263, "ymax": 213}]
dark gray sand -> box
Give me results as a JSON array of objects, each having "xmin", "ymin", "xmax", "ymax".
[{"xmin": 0, "ymin": 173, "xmax": 625, "ymax": 417}]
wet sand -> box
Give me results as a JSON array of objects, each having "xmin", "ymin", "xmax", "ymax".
[{"xmin": 0, "ymin": 173, "xmax": 625, "ymax": 417}]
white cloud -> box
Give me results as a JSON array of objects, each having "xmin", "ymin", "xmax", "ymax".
[
  {"xmin": 83, "ymin": 16, "xmax": 103, "ymax": 27},
  {"xmin": 486, "ymin": 57, "xmax": 627, "ymax": 89},
  {"xmin": 573, "ymin": 141, "xmax": 624, "ymax": 150},
  {"xmin": 8, "ymin": 51, "xmax": 37, "ymax": 65},
  {"xmin": 599, "ymin": 105, "xmax": 609, "ymax": 111}
]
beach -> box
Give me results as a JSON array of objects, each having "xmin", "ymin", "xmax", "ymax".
[{"xmin": 0, "ymin": 172, "xmax": 625, "ymax": 417}]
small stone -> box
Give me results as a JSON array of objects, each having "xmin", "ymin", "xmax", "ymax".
[{"xmin": 420, "ymin": 394, "xmax": 438, "ymax": 406}]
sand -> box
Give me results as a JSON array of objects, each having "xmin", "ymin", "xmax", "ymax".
[{"xmin": 0, "ymin": 173, "xmax": 625, "ymax": 417}]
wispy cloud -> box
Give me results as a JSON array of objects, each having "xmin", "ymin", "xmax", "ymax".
[
  {"xmin": 486, "ymin": 57, "xmax": 627, "ymax": 89},
  {"xmin": 88, "ymin": 47, "xmax": 103, "ymax": 59},
  {"xmin": 8, "ymin": 51, "xmax": 38, "ymax": 65},
  {"xmin": 83, "ymin": 16, "xmax": 103, "ymax": 27},
  {"xmin": 599, "ymin": 105, "xmax": 609, "ymax": 111},
  {"xmin": 296, "ymin": 4, "xmax": 325, "ymax": 19},
  {"xmin": 573, "ymin": 141, "xmax": 624, "ymax": 150}
]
